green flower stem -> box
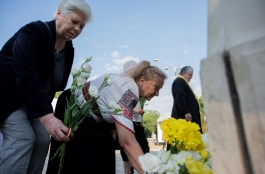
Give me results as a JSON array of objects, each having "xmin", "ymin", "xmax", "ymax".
[{"xmin": 51, "ymin": 142, "xmax": 66, "ymax": 174}]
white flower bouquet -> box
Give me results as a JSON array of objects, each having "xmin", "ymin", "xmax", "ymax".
[
  {"xmin": 51, "ymin": 56, "xmax": 112, "ymax": 173},
  {"xmin": 139, "ymin": 118, "xmax": 212, "ymax": 174}
]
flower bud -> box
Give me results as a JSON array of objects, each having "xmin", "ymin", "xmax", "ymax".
[
  {"xmin": 161, "ymin": 150, "xmax": 171, "ymax": 164},
  {"xmin": 71, "ymin": 68, "xmax": 78, "ymax": 76},
  {"xmin": 85, "ymin": 56, "xmax": 92, "ymax": 62},
  {"xmin": 82, "ymin": 63, "xmax": 92, "ymax": 73},
  {"xmin": 104, "ymin": 74, "xmax": 110, "ymax": 80},
  {"xmin": 157, "ymin": 149, "xmax": 166, "ymax": 159},
  {"xmin": 117, "ymin": 111, "xmax": 124, "ymax": 115},
  {"xmin": 80, "ymin": 72, "xmax": 90, "ymax": 78},
  {"xmin": 76, "ymin": 76, "xmax": 85, "ymax": 83},
  {"xmin": 88, "ymin": 85, "xmax": 99, "ymax": 97}
]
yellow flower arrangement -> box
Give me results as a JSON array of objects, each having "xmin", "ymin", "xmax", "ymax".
[
  {"xmin": 160, "ymin": 118, "xmax": 205, "ymax": 152},
  {"xmin": 152, "ymin": 118, "xmax": 212, "ymax": 174},
  {"xmin": 139, "ymin": 118, "xmax": 211, "ymax": 174},
  {"xmin": 185, "ymin": 156, "xmax": 212, "ymax": 174}
]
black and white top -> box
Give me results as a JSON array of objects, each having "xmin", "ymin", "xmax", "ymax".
[{"xmin": 44, "ymin": 49, "xmax": 65, "ymax": 101}]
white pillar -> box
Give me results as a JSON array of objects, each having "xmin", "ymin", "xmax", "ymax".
[{"xmin": 201, "ymin": 0, "xmax": 265, "ymax": 173}]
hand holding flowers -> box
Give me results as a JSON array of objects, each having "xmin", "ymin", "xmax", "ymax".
[{"xmin": 51, "ymin": 56, "xmax": 112, "ymax": 173}]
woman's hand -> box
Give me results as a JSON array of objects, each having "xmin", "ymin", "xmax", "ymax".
[
  {"xmin": 39, "ymin": 113, "xmax": 73, "ymax": 142},
  {"xmin": 185, "ymin": 113, "xmax": 192, "ymax": 121},
  {"xmin": 133, "ymin": 106, "xmax": 144, "ymax": 115}
]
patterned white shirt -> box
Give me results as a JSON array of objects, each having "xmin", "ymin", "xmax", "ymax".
[{"xmin": 78, "ymin": 73, "xmax": 139, "ymax": 133}]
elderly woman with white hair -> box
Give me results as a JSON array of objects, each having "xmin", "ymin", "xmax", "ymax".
[{"xmin": 0, "ymin": 0, "xmax": 92, "ymax": 173}]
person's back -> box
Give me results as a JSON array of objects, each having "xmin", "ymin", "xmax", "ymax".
[
  {"xmin": 0, "ymin": 0, "xmax": 92, "ymax": 173},
  {"xmin": 171, "ymin": 66, "xmax": 202, "ymax": 132}
]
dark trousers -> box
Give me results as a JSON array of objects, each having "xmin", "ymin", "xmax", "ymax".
[{"xmin": 47, "ymin": 117, "xmax": 116, "ymax": 174}]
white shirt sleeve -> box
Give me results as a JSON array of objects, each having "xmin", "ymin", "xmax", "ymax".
[{"xmin": 91, "ymin": 73, "xmax": 139, "ymax": 133}]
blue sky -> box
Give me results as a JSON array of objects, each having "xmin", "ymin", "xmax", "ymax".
[{"xmin": 0, "ymin": 0, "xmax": 207, "ymax": 115}]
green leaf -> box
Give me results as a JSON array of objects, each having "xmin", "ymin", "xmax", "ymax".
[
  {"xmin": 79, "ymin": 101, "xmax": 93, "ymax": 116},
  {"xmin": 64, "ymin": 109, "xmax": 70, "ymax": 125},
  {"xmin": 72, "ymin": 105, "xmax": 79, "ymax": 118},
  {"xmin": 69, "ymin": 94, "xmax": 76, "ymax": 106},
  {"xmin": 139, "ymin": 98, "xmax": 146, "ymax": 108},
  {"xmin": 77, "ymin": 115, "xmax": 88, "ymax": 125},
  {"xmin": 179, "ymin": 164, "xmax": 189, "ymax": 174},
  {"xmin": 69, "ymin": 102, "xmax": 77, "ymax": 110},
  {"xmin": 72, "ymin": 124, "xmax": 79, "ymax": 132}
]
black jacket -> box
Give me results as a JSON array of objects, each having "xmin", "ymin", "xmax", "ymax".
[
  {"xmin": 171, "ymin": 77, "xmax": 202, "ymax": 132},
  {"xmin": 0, "ymin": 20, "xmax": 74, "ymax": 123}
]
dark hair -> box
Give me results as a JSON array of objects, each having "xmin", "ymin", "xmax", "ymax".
[{"xmin": 180, "ymin": 66, "xmax": 193, "ymax": 75}]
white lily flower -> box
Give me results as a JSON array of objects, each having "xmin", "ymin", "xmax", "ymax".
[
  {"xmin": 174, "ymin": 151, "xmax": 190, "ymax": 164},
  {"xmin": 161, "ymin": 150, "xmax": 171, "ymax": 164},
  {"xmin": 116, "ymin": 111, "xmax": 123, "ymax": 115},
  {"xmin": 76, "ymin": 76, "xmax": 85, "ymax": 83},
  {"xmin": 82, "ymin": 62, "xmax": 92, "ymax": 73},
  {"xmin": 80, "ymin": 72, "xmax": 90, "ymax": 78},
  {"xmin": 71, "ymin": 68, "xmax": 78, "ymax": 76},
  {"xmin": 166, "ymin": 160, "xmax": 180, "ymax": 173},
  {"xmin": 101, "ymin": 108, "xmax": 115, "ymax": 114},
  {"xmin": 138, "ymin": 153, "xmax": 161, "ymax": 173},
  {"xmin": 157, "ymin": 164, "xmax": 166, "ymax": 174},
  {"xmin": 88, "ymin": 85, "xmax": 98, "ymax": 97},
  {"xmin": 201, "ymin": 132, "xmax": 208, "ymax": 146},
  {"xmin": 109, "ymin": 101, "xmax": 120, "ymax": 109},
  {"xmin": 202, "ymin": 133, "xmax": 210, "ymax": 152},
  {"xmin": 205, "ymin": 158, "xmax": 212, "ymax": 169},
  {"xmin": 166, "ymin": 160, "xmax": 175, "ymax": 172},
  {"xmin": 189, "ymin": 151, "xmax": 202, "ymax": 161},
  {"xmin": 157, "ymin": 149, "xmax": 166, "ymax": 159}
]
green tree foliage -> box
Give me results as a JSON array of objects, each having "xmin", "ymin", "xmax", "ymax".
[{"xmin": 142, "ymin": 109, "xmax": 160, "ymax": 137}]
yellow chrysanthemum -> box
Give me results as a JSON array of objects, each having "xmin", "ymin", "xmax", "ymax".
[
  {"xmin": 185, "ymin": 156, "xmax": 212, "ymax": 174},
  {"xmin": 161, "ymin": 118, "xmax": 204, "ymax": 152},
  {"xmin": 199, "ymin": 149, "xmax": 210, "ymax": 162}
]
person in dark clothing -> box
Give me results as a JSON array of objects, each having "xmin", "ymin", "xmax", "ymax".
[
  {"xmin": 168, "ymin": 66, "xmax": 206, "ymax": 150},
  {"xmin": 0, "ymin": 0, "xmax": 92, "ymax": 173}
]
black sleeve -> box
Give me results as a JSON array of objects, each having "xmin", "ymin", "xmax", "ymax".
[
  {"xmin": 13, "ymin": 21, "xmax": 53, "ymax": 119},
  {"xmin": 54, "ymin": 89, "xmax": 72, "ymax": 121},
  {"xmin": 173, "ymin": 78, "xmax": 190, "ymax": 114}
]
